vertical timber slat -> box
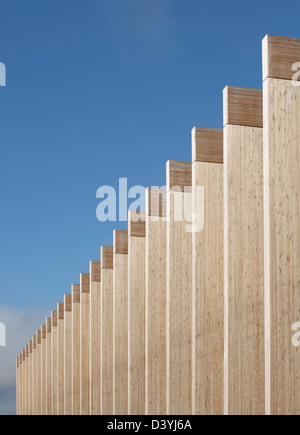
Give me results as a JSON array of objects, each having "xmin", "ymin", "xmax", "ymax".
[
  {"xmin": 113, "ymin": 230, "xmax": 128, "ymax": 415},
  {"xmin": 101, "ymin": 247, "xmax": 114, "ymax": 415}
]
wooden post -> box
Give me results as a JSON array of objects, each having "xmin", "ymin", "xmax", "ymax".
[
  {"xmin": 80, "ymin": 273, "xmax": 90, "ymax": 415},
  {"xmin": 72, "ymin": 284, "xmax": 80, "ymax": 415},
  {"xmin": 46, "ymin": 318, "xmax": 51, "ymax": 415},
  {"xmin": 32, "ymin": 336, "xmax": 37, "ymax": 416},
  {"xmin": 166, "ymin": 161, "xmax": 193, "ymax": 415},
  {"xmin": 41, "ymin": 324, "xmax": 47, "ymax": 415},
  {"xmin": 19, "ymin": 353, "xmax": 23, "ymax": 415},
  {"xmin": 57, "ymin": 303, "xmax": 65, "ymax": 415},
  {"xmin": 28, "ymin": 340, "xmax": 33, "ymax": 415},
  {"xmin": 113, "ymin": 230, "xmax": 128, "ymax": 415},
  {"xmin": 22, "ymin": 349, "xmax": 26, "ymax": 415},
  {"xmin": 24, "ymin": 347, "xmax": 28, "ymax": 415},
  {"xmin": 36, "ymin": 331, "xmax": 41, "ymax": 415},
  {"xmin": 223, "ymin": 87, "xmax": 264, "ymax": 415},
  {"xmin": 263, "ymin": 34, "xmax": 300, "ymax": 415},
  {"xmin": 101, "ymin": 247, "xmax": 114, "ymax": 415},
  {"xmin": 51, "ymin": 311, "xmax": 58, "ymax": 415},
  {"xmin": 191, "ymin": 128, "xmax": 224, "ymax": 415},
  {"xmin": 128, "ymin": 211, "xmax": 146, "ymax": 415},
  {"xmin": 64, "ymin": 294, "xmax": 72, "ymax": 415},
  {"xmin": 90, "ymin": 261, "xmax": 102, "ymax": 415},
  {"xmin": 16, "ymin": 356, "xmax": 19, "ymax": 416},
  {"xmin": 145, "ymin": 187, "xmax": 167, "ymax": 415}
]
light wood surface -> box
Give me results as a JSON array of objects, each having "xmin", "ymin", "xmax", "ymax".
[
  {"xmin": 18, "ymin": 354, "xmax": 22, "ymax": 415},
  {"xmin": 263, "ymin": 36, "xmax": 300, "ymax": 414},
  {"xmin": 16, "ymin": 357, "xmax": 19, "ymax": 415},
  {"xmin": 51, "ymin": 311, "xmax": 58, "ymax": 416},
  {"xmin": 46, "ymin": 318, "xmax": 51, "ymax": 415},
  {"xmin": 41, "ymin": 324, "xmax": 47, "ymax": 415},
  {"xmin": 72, "ymin": 284, "xmax": 80, "ymax": 415},
  {"xmin": 192, "ymin": 128, "xmax": 224, "ymax": 415},
  {"xmin": 263, "ymin": 34, "xmax": 300, "ymax": 81},
  {"xmin": 128, "ymin": 211, "xmax": 146, "ymax": 415},
  {"xmin": 80, "ymin": 273, "xmax": 90, "ymax": 415},
  {"xmin": 25, "ymin": 345, "xmax": 29, "ymax": 415},
  {"xmin": 145, "ymin": 188, "xmax": 167, "ymax": 415},
  {"xmin": 28, "ymin": 341, "xmax": 32, "ymax": 415},
  {"xmin": 113, "ymin": 231, "xmax": 128, "ymax": 415},
  {"xmin": 22, "ymin": 349, "xmax": 26, "ymax": 415},
  {"xmin": 36, "ymin": 331, "xmax": 41, "ymax": 415},
  {"xmin": 90, "ymin": 261, "xmax": 101, "ymax": 415},
  {"xmin": 57, "ymin": 303, "xmax": 65, "ymax": 415},
  {"xmin": 223, "ymin": 87, "xmax": 265, "ymax": 415},
  {"xmin": 32, "ymin": 337, "xmax": 37, "ymax": 415},
  {"xmin": 101, "ymin": 247, "xmax": 114, "ymax": 415},
  {"xmin": 64, "ymin": 294, "xmax": 72, "ymax": 415},
  {"xmin": 166, "ymin": 161, "xmax": 193, "ymax": 415}
]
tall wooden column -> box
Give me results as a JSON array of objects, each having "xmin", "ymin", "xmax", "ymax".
[
  {"xmin": 41, "ymin": 324, "xmax": 47, "ymax": 415},
  {"xmin": 191, "ymin": 128, "xmax": 224, "ymax": 415},
  {"xmin": 57, "ymin": 303, "xmax": 65, "ymax": 415},
  {"xmin": 166, "ymin": 161, "xmax": 193, "ymax": 415},
  {"xmin": 145, "ymin": 187, "xmax": 167, "ymax": 415},
  {"xmin": 101, "ymin": 247, "xmax": 114, "ymax": 415},
  {"xmin": 90, "ymin": 261, "xmax": 101, "ymax": 415},
  {"xmin": 128, "ymin": 211, "xmax": 146, "ymax": 415},
  {"xmin": 263, "ymin": 34, "xmax": 300, "ymax": 415},
  {"xmin": 113, "ymin": 231, "xmax": 128, "ymax": 415},
  {"xmin": 223, "ymin": 87, "xmax": 264, "ymax": 415},
  {"xmin": 64, "ymin": 294, "xmax": 72, "ymax": 415},
  {"xmin": 80, "ymin": 273, "xmax": 90, "ymax": 415},
  {"xmin": 72, "ymin": 284, "xmax": 80, "ymax": 415},
  {"xmin": 51, "ymin": 311, "xmax": 58, "ymax": 416}
]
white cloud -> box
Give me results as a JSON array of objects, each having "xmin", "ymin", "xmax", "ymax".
[
  {"xmin": 0, "ymin": 306, "xmax": 46, "ymax": 415},
  {"xmin": 96, "ymin": 0, "xmax": 184, "ymax": 62}
]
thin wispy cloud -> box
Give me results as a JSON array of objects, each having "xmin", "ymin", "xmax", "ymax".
[
  {"xmin": 96, "ymin": 0, "xmax": 184, "ymax": 63},
  {"xmin": 0, "ymin": 306, "xmax": 46, "ymax": 415}
]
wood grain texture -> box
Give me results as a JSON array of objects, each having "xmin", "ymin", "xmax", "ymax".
[
  {"xmin": 28, "ymin": 341, "xmax": 32, "ymax": 415},
  {"xmin": 23, "ymin": 348, "xmax": 27, "ymax": 415},
  {"xmin": 192, "ymin": 127, "xmax": 223, "ymax": 164},
  {"xmin": 25, "ymin": 345, "xmax": 29, "ymax": 415},
  {"xmin": 102, "ymin": 246, "xmax": 114, "ymax": 269},
  {"xmin": 51, "ymin": 311, "xmax": 58, "ymax": 415},
  {"xmin": 129, "ymin": 211, "xmax": 146, "ymax": 238},
  {"xmin": 146, "ymin": 187, "xmax": 167, "ymax": 219},
  {"xmin": 80, "ymin": 273, "xmax": 90, "ymax": 415},
  {"xmin": 145, "ymin": 188, "xmax": 167, "ymax": 415},
  {"xmin": 64, "ymin": 294, "xmax": 72, "ymax": 415},
  {"xmin": 264, "ymin": 76, "xmax": 300, "ymax": 415},
  {"xmin": 57, "ymin": 303, "xmax": 65, "ymax": 415},
  {"xmin": 72, "ymin": 284, "xmax": 80, "ymax": 415},
  {"xmin": 101, "ymin": 258, "xmax": 114, "ymax": 415},
  {"xmin": 113, "ymin": 233, "xmax": 128, "ymax": 415},
  {"xmin": 36, "ymin": 331, "xmax": 41, "ymax": 415},
  {"xmin": 16, "ymin": 357, "xmax": 19, "ymax": 415},
  {"xmin": 167, "ymin": 188, "xmax": 193, "ymax": 415},
  {"xmin": 41, "ymin": 324, "xmax": 47, "ymax": 415},
  {"xmin": 224, "ymin": 123, "xmax": 264, "ymax": 415},
  {"xmin": 90, "ymin": 263, "xmax": 102, "ymax": 415},
  {"xmin": 90, "ymin": 260, "xmax": 101, "ymax": 283},
  {"xmin": 263, "ymin": 34, "xmax": 300, "ymax": 81},
  {"xmin": 192, "ymin": 140, "xmax": 224, "ymax": 414},
  {"xmin": 32, "ymin": 337, "xmax": 37, "ymax": 416},
  {"xmin": 167, "ymin": 161, "xmax": 192, "ymax": 190},
  {"xmin": 223, "ymin": 87, "xmax": 263, "ymax": 128},
  {"xmin": 46, "ymin": 318, "xmax": 51, "ymax": 415},
  {"xmin": 128, "ymin": 231, "xmax": 146, "ymax": 415},
  {"xmin": 114, "ymin": 230, "xmax": 128, "ymax": 255},
  {"xmin": 18, "ymin": 354, "xmax": 22, "ymax": 415}
]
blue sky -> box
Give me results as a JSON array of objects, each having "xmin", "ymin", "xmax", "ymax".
[{"xmin": 1, "ymin": 0, "xmax": 300, "ymax": 414}]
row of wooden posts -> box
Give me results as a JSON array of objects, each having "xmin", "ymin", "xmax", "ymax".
[{"xmin": 16, "ymin": 34, "xmax": 300, "ymax": 415}]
